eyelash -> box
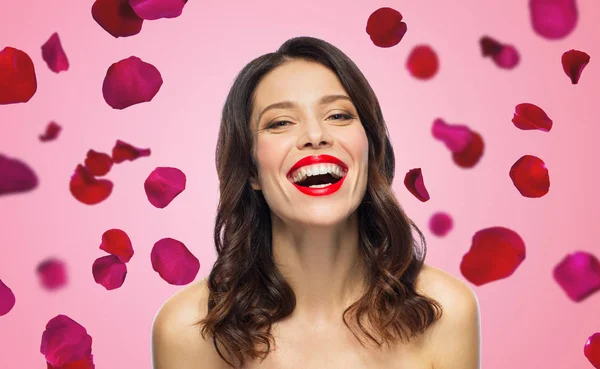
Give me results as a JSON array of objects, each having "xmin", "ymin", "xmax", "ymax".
[{"xmin": 266, "ymin": 113, "xmax": 355, "ymax": 130}]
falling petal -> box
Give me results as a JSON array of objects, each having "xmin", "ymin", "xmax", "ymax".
[
  {"xmin": 553, "ymin": 251, "xmax": 600, "ymax": 302},
  {"xmin": 492, "ymin": 44, "xmax": 520, "ymax": 69},
  {"xmin": 509, "ymin": 155, "xmax": 550, "ymax": 198},
  {"xmin": 403, "ymin": 168, "xmax": 430, "ymax": 202},
  {"xmin": 151, "ymin": 238, "xmax": 200, "ymax": 285},
  {"xmin": 144, "ymin": 167, "xmax": 186, "ymax": 208},
  {"xmin": 40, "ymin": 315, "xmax": 94, "ymax": 367},
  {"xmin": 512, "ymin": 103, "xmax": 553, "ymax": 132},
  {"xmin": 39, "ymin": 121, "xmax": 62, "ymax": 142},
  {"xmin": 41, "ymin": 33, "xmax": 69, "ymax": 73},
  {"xmin": 429, "ymin": 212, "xmax": 453, "ymax": 237},
  {"xmin": 112, "ymin": 140, "xmax": 151, "ymax": 163},
  {"xmin": 102, "ymin": 56, "xmax": 163, "ymax": 109},
  {"xmin": 69, "ymin": 164, "xmax": 113, "ymax": 205},
  {"xmin": 129, "ymin": 0, "xmax": 187, "ymax": 20},
  {"xmin": 0, "ymin": 47, "xmax": 37, "ymax": 104},
  {"xmin": 562, "ymin": 49, "xmax": 590, "ymax": 84},
  {"xmin": 99, "ymin": 229, "xmax": 134, "ymax": 263},
  {"xmin": 0, "ymin": 279, "xmax": 16, "ymax": 316},
  {"xmin": 36, "ymin": 258, "xmax": 68, "ymax": 290},
  {"xmin": 585, "ymin": 333, "xmax": 600, "ymax": 369},
  {"xmin": 460, "ymin": 226, "xmax": 526, "ymax": 286},
  {"xmin": 47, "ymin": 357, "xmax": 95, "ymax": 369},
  {"xmin": 91, "ymin": 0, "xmax": 143, "ymax": 38},
  {"xmin": 92, "ymin": 255, "xmax": 127, "ymax": 290},
  {"xmin": 529, "ymin": 0, "xmax": 578, "ymax": 40},
  {"xmin": 366, "ymin": 7, "xmax": 407, "ymax": 48},
  {"xmin": 406, "ymin": 45, "xmax": 439, "ymax": 80},
  {"xmin": 479, "ymin": 36, "xmax": 504, "ymax": 56},
  {"xmin": 0, "ymin": 153, "xmax": 39, "ymax": 195},
  {"xmin": 452, "ymin": 130, "xmax": 484, "ymax": 168},
  {"xmin": 432, "ymin": 118, "xmax": 473, "ymax": 153},
  {"xmin": 84, "ymin": 150, "xmax": 113, "ymax": 177}
]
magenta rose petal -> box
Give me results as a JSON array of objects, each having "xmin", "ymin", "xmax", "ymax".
[
  {"xmin": 129, "ymin": 0, "xmax": 187, "ymax": 20},
  {"xmin": 406, "ymin": 45, "xmax": 439, "ymax": 80},
  {"xmin": 92, "ymin": 0, "xmax": 143, "ymax": 38},
  {"xmin": 562, "ymin": 49, "xmax": 590, "ymax": 84},
  {"xmin": 429, "ymin": 212, "xmax": 453, "ymax": 237},
  {"xmin": 41, "ymin": 33, "xmax": 69, "ymax": 73},
  {"xmin": 99, "ymin": 229, "xmax": 134, "ymax": 263},
  {"xmin": 151, "ymin": 238, "xmax": 200, "ymax": 285},
  {"xmin": 492, "ymin": 44, "xmax": 520, "ymax": 69},
  {"xmin": 39, "ymin": 121, "xmax": 62, "ymax": 142},
  {"xmin": 553, "ymin": 251, "xmax": 600, "ymax": 302},
  {"xmin": 69, "ymin": 164, "xmax": 113, "ymax": 205},
  {"xmin": 529, "ymin": 0, "xmax": 578, "ymax": 40},
  {"xmin": 102, "ymin": 56, "xmax": 163, "ymax": 109},
  {"xmin": 92, "ymin": 255, "xmax": 127, "ymax": 290},
  {"xmin": 366, "ymin": 7, "xmax": 407, "ymax": 48},
  {"xmin": 432, "ymin": 118, "xmax": 473, "ymax": 153},
  {"xmin": 452, "ymin": 130, "xmax": 484, "ymax": 169},
  {"xmin": 509, "ymin": 155, "xmax": 550, "ymax": 198},
  {"xmin": 403, "ymin": 168, "xmax": 430, "ymax": 202},
  {"xmin": 460, "ymin": 227, "xmax": 526, "ymax": 286},
  {"xmin": 512, "ymin": 103, "xmax": 553, "ymax": 132},
  {"xmin": 111, "ymin": 139, "xmax": 151, "ymax": 163},
  {"xmin": 585, "ymin": 333, "xmax": 600, "ymax": 369},
  {"xmin": 84, "ymin": 150, "xmax": 113, "ymax": 177},
  {"xmin": 0, "ymin": 154, "xmax": 39, "ymax": 196},
  {"xmin": 0, "ymin": 47, "xmax": 37, "ymax": 104},
  {"xmin": 0, "ymin": 279, "xmax": 16, "ymax": 316},
  {"xmin": 40, "ymin": 314, "xmax": 93, "ymax": 367},
  {"xmin": 36, "ymin": 258, "xmax": 68, "ymax": 290},
  {"xmin": 144, "ymin": 167, "xmax": 186, "ymax": 208}
]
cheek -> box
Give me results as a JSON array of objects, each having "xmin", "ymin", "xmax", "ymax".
[{"xmin": 255, "ymin": 137, "xmax": 290, "ymax": 178}]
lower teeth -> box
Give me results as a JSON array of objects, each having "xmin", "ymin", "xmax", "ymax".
[{"xmin": 308, "ymin": 183, "xmax": 332, "ymax": 188}]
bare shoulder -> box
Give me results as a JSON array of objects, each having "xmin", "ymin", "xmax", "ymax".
[{"xmin": 151, "ymin": 277, "xmax": 230, "ymax": 369}]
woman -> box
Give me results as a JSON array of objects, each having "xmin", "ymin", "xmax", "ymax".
[{"xmin": 152, "ymin": 36, "xmax": 481, "ymax": 369}]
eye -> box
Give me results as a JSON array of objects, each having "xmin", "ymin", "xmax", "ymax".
[{"xmin": 266, "ymin": 113, "xmax": 355, "ymax": 130}]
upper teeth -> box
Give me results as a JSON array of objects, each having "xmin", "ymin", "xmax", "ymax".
[{"xmin": 290, "ymin": 164, "xmax": 346, "ymax": 183}]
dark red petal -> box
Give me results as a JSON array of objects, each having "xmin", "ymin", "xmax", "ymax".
[
  {"xmin": 151, "ymin": 238, "xmax": 200, "ymax": 285},
  {"xmin": 0, "ymin": 153, "xmax": 39, "ymax": 195},
  {"xmin": 92, "ymin": 255, "xmax": 127, "ymax": 290},
  {"xmin": 585, "ymin": 333, "xmax": 600, "ymax": 369},
  {"xmin": 509, "ymin": 155, "xmax": 550, "ymax": 198},
  {"xmin": 40, "ymin": 315, "xmax": 93, "ymax": 367},
  {"xmin": 0, "ymin": 279, "xmax": 16, "ymax": 316},
  {"xmin": 47, "ymin": 357, "xmax": 95, "ymax": 369},
  {"xmin": 0, "ymin": 46, "xmax": 37, "ymax": 104},
  {"xmin": 41, "ymin": 33, "xmax": 69, "ymax": 73},
  {"xmin": 129, "ymin": 0, "xmax": 187, "ymax": 20},
  {"xmin": 366, "ymin": 7, "xmax": 407, "ymax": 48},
  {"xmin": 406, "ymin": 45, "xmax": 439, "ymax": 80},
  {"xmin": 69, "ymin": 164, "xmax": 113, "ymax": 205},
  {"xmin": 39, "ymin": 121, "xmax": 62, "ymax": 142},
  {"xmin": 429, "ymin": 212, "xmax": 453, "ymax": 237},
  {"xmin": 84, "ymin": 150, "xmax": 113, "ymax": 176},
  {"xmin": 512, "ymin": 103, "xmax": 553, "ymax": 132},
  {"xmin": 99, "ymin": 229, "xmax": 134, "ymax": 263},
  {"xmin": 529, "ymin": 0, "xmax": 578, "ymax": 40},
  {"xmin": 553, "ymin": 251, "xmax": 600, "ymax": 302},
  {"xmin": 102, "ymin": 56, "xmax": 163, "ymax": 109},
  {"xmin": 144, "ymin": 167, "xmax": 186, "ymax": 208},
  {"xmin": 111, "ymin": 139, "xmax": 151, "ymax": 163},
  {"xmin": 479, "ymin": 36, "xmax": 504, "ymax": 56},
  {"xmin": 452, "ymin": 130, "xmax": 484, "ymax": 168},
  {"xmin": 562, "ymin": 49, "xmax": 590, "ymax": 84},
  {"xmin": 36, "ymin": 258, "xmax": 68, "ymax": 290},
  {"xmin": 91, "ymin": 0, "xmax": 143, "ymax": 38},
  {"xmin": 492, "ymin": 45, "xmax": 520, "ymax": 69},
  {"xmin": 460, "ymin": 227, "xmax": 526, "ymax": 286},
  {"xmin": 432, "ymin": 118, "xmax": 473, "ymax": 153},
  {"xmin": 403, "ymin": 168, "xmax": 430, "ymax": 202}
]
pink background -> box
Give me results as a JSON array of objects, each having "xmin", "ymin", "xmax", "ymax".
[{"xmin": 1, "ymin": 0, "xmax": 600, "ymax": 367}]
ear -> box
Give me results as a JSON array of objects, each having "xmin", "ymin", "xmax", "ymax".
[{"xmin": 249, "ymin": 175, "xmax": 261, "ymax": 191}]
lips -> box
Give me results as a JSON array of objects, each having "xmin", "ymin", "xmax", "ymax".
[{"xmin": 286, "ymin": 154, "xmax": 348, "ymax": 181}]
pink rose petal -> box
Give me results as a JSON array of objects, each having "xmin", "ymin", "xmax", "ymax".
[
  {"xmin": 366, "ymin": 7, "xmax": 407, "ymax": 48},
  {"xmin": 492, "ymin": 44, "xmax": 520, "ymax": 69},
  {"xmin": 0, "ymin": 153, "xmax": 39, "ymax": 195},
  {"xmin": 41, "ymin": 33, "xmax": 69, "ymax": 73},
  {"xmin": 92, "ymin": 255, "xmax": 127, "ymax": 290},
  {"xmin": 529, "ymin": 0, "xmax": 578, "ymax": 40},
  {"xmin": 84, "ymin": 150, "xmax": 113, "ymax": 177},
  {"xmin": 151, "ymin": 238, "xmax": 200, "ymax": 285},
  {"xmin": 432, "ymin": 118, "xmax": 473, "ymax": 153},
  {"xmin": 509, "ymin": 155, "xmax": 550, "ymax": 198},
  {"xmin": 512, "ymin": 103, "xmax": 553, "ymax": 132},
  {"xmin": 144, "ymin": 167, "xmax": 186, "ymax": 208},
  {"xmin": 40, "ymin": 121, "xmax": 62, "ymax": 142},
  {"xmin": 553, "ymin": 251, "xmax": 600, "ymax": 302},
  {"xmin": 102, "ymin": 56, "xmax": 163, "ymax": 109},
  {"xmin": 0, "ymin": 279, "xmax": 16, "ymax": 316},
  {"xmin": 403, "ymin": 168, "xmax": 430, "ymax": 202},
  {"xmin": 429, "ymin": 212, "xmax": 453, "ymax": 237},
  {"xmin": 585, "ymin": 332, "xmax": 600, "ymax": 369},
  {"xmin": 40, "ymin": 315, "xmax": 93, "ymax": 367},
  {"xmin": 0, "ymin": 46, "xmax": 37, "ymax": 104},
  {"xmin": 111, "ymin": 139, "xmax": 151, "ymax": 163},
  {"xmin": 91, "ymin": 0, "xmax": 143, "ymax": 38},
  {"xmin": 69, "ymin": 164, "xmax": 113, "ymax": 205},
  {"xmin": 36, "ymin": 258, "xmax": 68, "ymax": 290},
  {"xmin": 129, "ymin": 0, "xmax": 187, "ymax": 20},
  {"xmin": 562, "ymin": 49, "xmax": 590, "ymax": 84},
  {"xmin": 99, "ymin": 229, "xmax": 134, "ymax": 263}
]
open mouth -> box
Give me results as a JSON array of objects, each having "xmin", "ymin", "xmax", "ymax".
[{"xmin": 290, "ymin": 172, "xmax": 344, "ymax": 188}]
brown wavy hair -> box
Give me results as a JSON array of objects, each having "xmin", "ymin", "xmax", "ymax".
[{"xmin": 195, "ymin": 36, "xmax": 443, "ymax": 368}]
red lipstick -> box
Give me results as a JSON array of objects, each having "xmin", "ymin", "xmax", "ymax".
[{"xmin": 286, "ymin": 154, "xmax": 348, "ymax": 197}]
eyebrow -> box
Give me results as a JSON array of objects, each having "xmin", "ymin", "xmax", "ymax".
[{"xmin": 256, "ymin": 94, "xmax": 353, "ymax": 124}]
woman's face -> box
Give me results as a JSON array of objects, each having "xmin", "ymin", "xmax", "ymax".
[{"xmin": 249, "ymin": 59, "xmax": 369, "ymax": 227}]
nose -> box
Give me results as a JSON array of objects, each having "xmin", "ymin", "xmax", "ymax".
[{"xmin": 298, "ymin": 117, "xmax": 333, "ymax": 149}]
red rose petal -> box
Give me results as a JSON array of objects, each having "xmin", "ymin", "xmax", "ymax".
[
  {"xmin": 529, "ymin": 0, "xmax": 578, "ymax": 40},
  {"xmin": 429, "ymin": 212, "xmax": 453, "ymax": 237},
  {"xmin": 0, "ymin": 279, "xmax": 16, "ymax": 316},
  {"xmin": 553, "ymin": 251, "xmax": 600, "ymax": 302},
  {"xmin": 47, "ymin": 356, "xmax": 95, "ymax": 369},
  {"xmin": 151, "ymin": 238, "xmax": 200, "ymax": 285},
  {"xmin": 111, "ymin": 139, "xmax": 151, "ymax": 163},
  {"xmin": 129, "ymin": 0, "xmax": 187, "ymax": 20},
  {"xmin": 366, "ymin": 7, "xmax": 407, "ymax": 48},
  {"xmin": 40, "ymin": 121, "xmax": 62, "ymax": 142},
  {"xmin": 84, "ymin": 150, "xmax": 113, "ymax": 176},
  {"xmin": 69, "ymin": 164, "xmax": 113, "ymax": 205},
  {"xmin": 92, "ymin": 255, "xmax": 127, "ymax": 290},
  {"xmin": 512, "ymin": 103, "xmax": 553, "ymax": 131},
  {"xmin": 99, "ymin": 229, "xmax": 134, "ymax": 263},
  {"xmin": 91, "ymin": 0, "xmax": 143, "ymax": 38},
  {"xmin": 480, "ymin": 36, "xmax": 504, "ymax": 57},
  {"xmin": 144, "ymin": 167, "xmax": 186, "ymax": 208},
  {"xmin": 0, "ymin": 46, "xmax": 37, "ymax": 104},
  {"xmin": 562, "ymin": 49, "xmax": 590, "ymax": 84},
  {"xmin": 0, "ymin": 154, "xmax": 39, "ymax": 195},
  {"xmin": 406, "ymin": 45, "xmax": 439, "ymax": 80},
  {"xmin": 36, "ymin": 258, "xmax": 68, "ymax": 290},
  {"xmin": 452, "ymin": 130, "xmax": 484, "ymax": 168},
  {"xmin": 492, "ymin": 44, "xmax": 520, "ymax": 69},
  {"xmin": 40, "ymin": 315, "xmax": 93, "ymax": 367},
  {"xmin": 585, "ymin": 333, "xmax": 600, "ymax": 369},
  {"xmin": 432, "ymin": 118, "xmax": 473, "ymax": 153},
  {"xmin": 509, "ymin": 155, "xmax": 550, "ymax": 198},
  {"xmin": 403, "ymin": 168, "xmax": 430, "ymax": 202},
  {"xmin": 460, "ymin": 227, "xmax": 526, "ymax": 286},
  {"xmin": 102, "ymin": 56, "xmax": 163, "ymax": 109},
  {"xmin": 41, "ymin": 33, "xmax": 69, "ymax": 73}
]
